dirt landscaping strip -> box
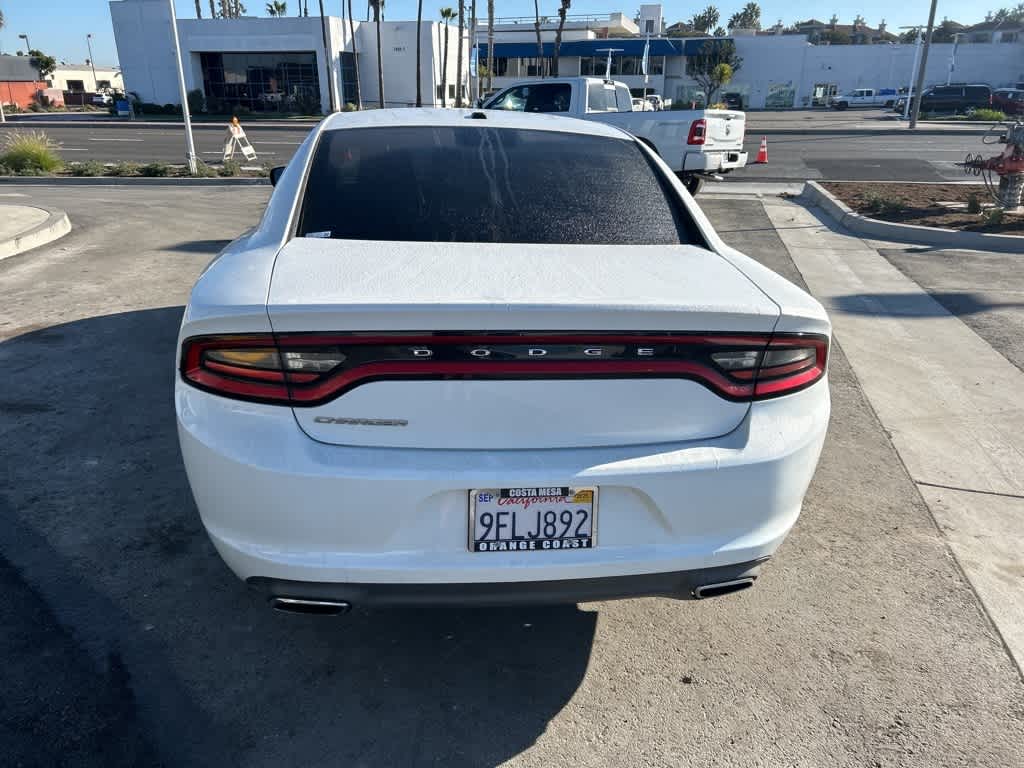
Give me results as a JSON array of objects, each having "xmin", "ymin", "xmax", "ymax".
[{"xmin": 821, "ymin": 181, "xmax": 1023, "ymax": 235}]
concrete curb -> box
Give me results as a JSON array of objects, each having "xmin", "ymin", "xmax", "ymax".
[
  {"xmin": 756, "ymin": 127, "xmax": 992, "ymax": 137},
  {"xmin": 0, "ymin": 206, "xmax": 72, "ymax": 261},
  {"xmin": 0, "ymin": 176, "xmax": 268, "ymax": 186},
  {"xmin": 800, "ymin": 180, "xmax": 1024, "ymax": 254}
]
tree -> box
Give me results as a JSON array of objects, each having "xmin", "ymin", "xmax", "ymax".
[
  {"xmin": 209, "ymin": 1, "xmax": 216, "ymax": 18},
  {"xmin": 486, "ymin": 0, "xmax": 494, "ymax": 93},
  {"xmin": 28, "ymin": 49, "xmax": 57, "ymax": 80},
  {"xmin": 440, "ymin": 7, "xmax": 456, "ymax": 106},
  {"xmin": 689, "ymin": 6, "xmax": 720, "ymax": 34},
  {"xmin": 713, "ymin": 25, "xmax": 726, "ymax": 36},
  {"xmin": 552, "ymin": 0, "xmax": 571, "ymax": 76},
  {"xmin": 369, "ymin": 0, "xmax": 385, "ymax": 106},
  {"xmin": 686, "ymin": 38, "xmax": 741, "ymax": 103},
  {"xmin": 266, "ymin": 0, "xmax": 287, "ymax": 15},
  {"xmin": 820, "ymin": 29, "xmax": 851, "ymax": 44},
  {"xmin": 217, "ymin": 0, "xmax": 246, "ymax": 17},
  {"xmin": 455, "ymin": 0, "xmax": 465, "ymax": 106},
  {"xmin": 532, "ymin": 0, "xmax": 544, "ymax": 77},
  {"xmin": 415, "ymin": 0, "xmax": 423, "ymax": 106},
  {"xmin": 195, "ymin": 0, "xmax": 204, "ymax": 18},
  {"xmin": 347, "ymin": 0, "xmax": 361, "ymax": 107},
  {"xmin": 727, "ymin": 2, "xmax": 761, "ymax": 30}
]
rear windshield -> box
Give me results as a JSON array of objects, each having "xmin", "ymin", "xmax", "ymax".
[{"xmin": 296, "ymin": 126, "xmax": 701, "ymax": 245}]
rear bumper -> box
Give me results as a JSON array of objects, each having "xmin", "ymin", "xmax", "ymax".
[
  {"xmin": 682, "ymin": 150, "xmax": 748, "ymax": 173},
  {"xmin": 248, "ymin": 559, "xmax": 767, "ymax": 606},
  {"xmin": 177, "ymin": 377, "xmax": 829, "ymax": 591}
]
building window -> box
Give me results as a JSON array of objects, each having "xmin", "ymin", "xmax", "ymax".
[
  {"xmin": 579, "ymin": 55, "xmax": 663, "ymax": 77},
  {"xmin": 66, "ymin": 79, "xmax": 86, "ymax": 92},
  {"xmin": 491, "ymin": 57, "xmax": 512, "ymax": 77},
  {"xmin": 97, "ymin": 80, "xmax": 111, "ymax": 90},
  {"xmin": 1000, "ymin": 32, "xmax": 1018, "ymax": 42},
  {"xmin": 200, "ymin": 51, "xmax": 321, "ymax": 114}
]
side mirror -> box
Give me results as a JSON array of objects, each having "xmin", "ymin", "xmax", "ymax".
[{"xmin": 269, "ymin": 165, "xmax": 286, "ymax": 186}]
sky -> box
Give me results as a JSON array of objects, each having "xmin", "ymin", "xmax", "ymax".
[{"xmin": 0, "ymin": 0, "xmax": 995, "ymax": 67}]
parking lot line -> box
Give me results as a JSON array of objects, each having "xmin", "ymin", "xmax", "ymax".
[{"xmin": 763, "ymin": 197, "xmax": 1024, "ymax": 675}]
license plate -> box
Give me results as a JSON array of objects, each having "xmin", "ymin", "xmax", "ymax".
[{"xmin": 469, "ymin": 487, "xmax": 597, "ymax": 553}]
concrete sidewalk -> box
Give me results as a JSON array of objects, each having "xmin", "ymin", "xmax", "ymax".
[
  {"xmin": 761, "ymin": 196, "xmax": 1024, "ymax": 676},
  {"xmin": 0, "ymin": 204, "xmax": 71, "ymax": 260}
]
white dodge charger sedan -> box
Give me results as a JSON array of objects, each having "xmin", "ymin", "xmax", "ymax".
[{"xmin": 176, "ymin": 109, "xmax": 830, "ymax": 614}]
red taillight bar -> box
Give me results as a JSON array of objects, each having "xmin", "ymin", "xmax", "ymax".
[
  {"xmin": 687, "ymin": 118, "xmax": 707, "ymax": 145},
  {"xmin": 179, "ymin": 331, "xmax": 828, "ymax": 406}
]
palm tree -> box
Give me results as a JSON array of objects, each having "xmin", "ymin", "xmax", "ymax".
[
  {"xmin": 209, "ymin": 0, "xmax": 216, "ymax": 18},
  {"xmin": 415, "ymin": 0, "xmax": 423, "ymax": 106},
  {"xmin": 195, "ymin": 0, "xmax": 204, "ymax": 18},
  {"xmin": 532, "ymin": 0, "xmax": 544, "ymax": 77},
  {"xmin": 266, "ymin": 0, "xmax": 287, "ymax": 15},
  {"xmin": 439, "ymin": 7, "xmax": 456, "ymax": 107},
  {"xmin": 485, "ymin": 0, "xmax": 494, "ymax": 93},
  {"xmin": 455, "ymin": 0, "xmax": 465, "ymax": 106},
  {"xmin": 552, "ymin": 0, "xmax": 570, "ymax": 76},
  {"xmin": 347, "ymin": 0, "xmax": 361, "ymax": 108},
  {"xmin": 369, "ymin": 0, "xmax": 385, "ymax": 106}
]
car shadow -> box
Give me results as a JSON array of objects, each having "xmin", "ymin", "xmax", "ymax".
[
  {"xmin": 831, "ymin": 291, "xmax": 1024, "ymax": 318},
  {"xmin": 163, "ymin": 239, "xmax": 234, "ymax": 253},
  {"xmin": 0, "ymin": 307, "xmax": 597, "ymax": 767}
]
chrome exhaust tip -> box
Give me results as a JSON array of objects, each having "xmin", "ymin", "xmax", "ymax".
[
  {"xmin": 693, "ymin": 577, "xmax": 755, "ymax": 600},
  {"xmin": 271, "ymin": 597, "xmax": 352, "ymax": 616}
]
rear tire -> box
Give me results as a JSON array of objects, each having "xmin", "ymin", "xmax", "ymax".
[{"xmin": 683, "ymin": 175, "xmax": 704, "ymax": 196}]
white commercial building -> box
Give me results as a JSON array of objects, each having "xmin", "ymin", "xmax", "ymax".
[
  {"xmin": 110, "ymin": 0, "xmax": 467, "ymax": 113},
  {"xmin": 49, "ymin": 64, "xmax": 123, "ymax": 93},
  {"xmin": 476, "ymin": 9, "xmax": 1024, "ymax": 109},
  {"xmin": 110, "ymin": 0, "xmax": 1023, "ymax": 113}
]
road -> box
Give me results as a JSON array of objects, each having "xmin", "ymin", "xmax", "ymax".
[
  {"xmin": 1, "ymin": 184, "xmax": 1021, "ymax": 766},
  {"xmin": 0, "ymin": 114, "xmax": 991, "ymax": 182}
]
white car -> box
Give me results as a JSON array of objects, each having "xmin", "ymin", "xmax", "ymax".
[{"xmin": 176, "ymin": 109, "xmax": 831, "ymax": 614}]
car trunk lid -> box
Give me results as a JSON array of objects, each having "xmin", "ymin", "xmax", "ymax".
[{"xmin": 268, "ymin": 239, "xmax": 778, "ymax": 449}]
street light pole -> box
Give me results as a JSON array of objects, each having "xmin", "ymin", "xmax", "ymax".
[
  {"xmin": 167, "ymin": 0, "xmax": 198, "ymax": 174},
  {"xmin": 946, "ymin": 32, "xmax": 963, "ymax": 85},
  {"xmin": 898, "ymin": 26, "xmax": 924, "ymax": 120},
  {"xmin": 909, "ymin": 0, "xmax": 938, "ymax": 130},
  {"xmin": 18, "ymin": 33, "xmax": 31, "ymax": 53},
  {"xmin": 86, "ymin": 34, "xmax": 99, "ymax": 92}
]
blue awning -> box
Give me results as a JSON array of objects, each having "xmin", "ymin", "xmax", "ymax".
[{"xmin": 477, "ymin": 38, "xmax": 691, "ymax": 59}]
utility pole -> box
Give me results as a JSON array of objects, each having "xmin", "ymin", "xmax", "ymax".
[
  {"xmin": 167, "ymin": 0, "xmax": 198, "ymax": 174},
  {"xmin": 898, "ymin": 25, "xmax": 923, "ymax": 120},
  {"xmin": 946, "ymin": 32, "xmax": 964, "ymax": 85},
  {"xmin": 909, "ymin": 0, "xmax": 938, "ymax": 130},
  {"xmin": 86, "ymin": 34, "xmax": 99, "ymax": 91},
  {"xmin": 318, "ymin": 0, "xmax": 338, "ymax": 111}
]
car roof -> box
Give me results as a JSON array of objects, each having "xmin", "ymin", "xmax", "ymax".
[{"xmin": 319, "ymin": 108, "xmax": 630, "ymax": 140}]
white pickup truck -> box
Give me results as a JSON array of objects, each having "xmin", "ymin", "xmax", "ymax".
[
  {"xmin": 829, "ymin": 88, "xmax": 898, "ymax": 110},
  {"xmin": 481, "ymin": 77, "xmax": 747, "ymax": 194}
]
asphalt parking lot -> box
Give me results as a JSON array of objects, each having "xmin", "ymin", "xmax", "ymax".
[{"xmin": 2, "ymin": 184, "xmax": 1022, "ymax": 767}]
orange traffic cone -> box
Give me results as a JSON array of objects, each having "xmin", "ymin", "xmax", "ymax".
[{"xmin": 754, "ymin": 136, "xmax": 768, "ymax": 164}]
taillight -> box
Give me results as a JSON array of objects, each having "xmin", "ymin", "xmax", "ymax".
[
  {"xmin": 687, "ymin": 118, "xmax": 706, "ymax": 145},
  {"xmin": 180, "ymin": 332, "xmax": 828, "ymax": 406},
  {"xmin": 711, "ymin": 336, "xmax": 828, "ymax": 397}
]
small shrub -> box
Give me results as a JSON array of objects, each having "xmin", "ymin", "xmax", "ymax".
[
  {"xmin": 218, "ymin": 159, "xmax": 242, "ymax": 177},
  {"xmin": 966, "ymin": 193, "xmax": 983, "ymax": 214},
  {"xmin": 108, "ymin": 161, "xmax": 139, "ymax": 177},
  {"xmin": 28, "ymin": 102, "xmax": 44, "ymax": 112},
  {"xmin": 68, "ymin": 160, "xmax": 106, "ymax": 177},
  {"xmin": 139, "ymin": 162, "xmax": 170, "ymax": 177},
  {"xmin": 984, "ymin": 207, "xmax": 1005, "ymax": 227},
  {"xmin": 193, "ymin": 160, "xmax": 219, "ymax": 178},
  {"xmin": 862, "ymin": 191, "xmax": 905, "ymax": 216},
  {"xmin": 0, "ymin": 163, "xmax": 11, "ymax": 176},
  {"xmin": 0, "ymin": 130, "xmax": 63, "ymax": 174},
  {"xmin": 256, "ymin": 164, "xmax": 271, "ymax": 178},
  {"xmin": 342, "ymin": 102, "xmax": 359, "ymax": 112},
  {"xmin": 969, "ymin": 108, "xmax": 1007, "ymax": 122}
]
